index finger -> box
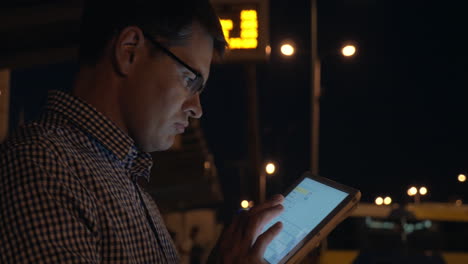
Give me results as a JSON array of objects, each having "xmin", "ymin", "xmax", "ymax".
[
  {"xmin": 249, "ymin": 194, "xmax": 284, "ymax": 215},
  {"xmin": 245, "ymin": 203, "xmax": 285, "ymax": 245}
]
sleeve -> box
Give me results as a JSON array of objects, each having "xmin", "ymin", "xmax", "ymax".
[{"xmin": 0, "ymin": 144, "xmax": 101, "ymax": 264}]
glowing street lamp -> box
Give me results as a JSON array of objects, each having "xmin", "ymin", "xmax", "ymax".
[
  {"xmin": 407, "ymin": 186, "xmax": 418, "ymax": 196},
  {"xmin": 281, "ymin": 43, "xmax": 295, "ymax": 56},
  {"xmin": 241, "ymin": 200, "xmax": 249, "ymax": 209},
  {"xmin": 419, "ymin": 187, "xmax": 428, "ymax": 196},
  {"xmin": 375, "ymin": 197, "xmax": 384, "ymax": 206},
  {"xmin": 384, "ymin": 196, "xmax": 392, "ymax": 205},
  {"xmin": 265, "ymin": 162, "xmax": 276, "ymax": 175},
  {"xmin": 407, "ymin": 186, "xmax": 428, "ymax": 204},
  {"xmin": 341, "ymin": 44, "xmax": 357, "ymax": 57},
  {"xmin": 265, "ymin": 45, "xmax": 272, "ymax": 56},
  {"xmin": 458, "ymin": 174, "xmax": 467, "ymax": 183}
]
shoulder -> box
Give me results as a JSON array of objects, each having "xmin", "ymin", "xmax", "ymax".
[
  {"xmin": 0, "ymin": 123, "xmax": 102, "ymax": 263},
  {"xmin": 1, "ymin": 121, "xmax": 68, "ymax": 172},
  {"xmin": 0, "ymin": 121, "xmax": 100, "ymax": 224},
  {"xmin": 0, "ymin": 119, "xmax": 93, "ymax": 195}
]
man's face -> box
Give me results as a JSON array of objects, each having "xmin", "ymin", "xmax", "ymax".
[{"xmin": 120, "ymin": 22, "xmax": 213, "ymax": 152}]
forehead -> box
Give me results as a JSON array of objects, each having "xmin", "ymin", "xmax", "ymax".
[{"xmin": 168, "ymin": 22, "xmax": 214, "ymax": 81}]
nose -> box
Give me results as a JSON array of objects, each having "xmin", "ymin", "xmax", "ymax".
[{"xmin": 184, "ymin": 93, "xmax": 203, "ymax": 119}]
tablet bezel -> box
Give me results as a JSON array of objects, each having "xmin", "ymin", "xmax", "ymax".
[{"xmin": 264, "ymin": 171, "xmax": 361, "ymax": 264}]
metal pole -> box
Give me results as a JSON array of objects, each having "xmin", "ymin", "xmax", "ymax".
[
  {"xmin": 309, "ymin": 2, "xmax": 325, "ymax": 263},
  {"xmin": 246, "ymin": 64, "xmax": 264, "ymax": 204},
  {"xmin": 415, "ymin": 193, "xmax": 420, "ymax": 204},
  {"xmin": 310, "ymin": 0, "xmax": 321, "ymax": 175}
]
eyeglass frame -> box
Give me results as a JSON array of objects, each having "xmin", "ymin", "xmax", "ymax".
[{"xmin": 142, "ymin": 32, "xmax": 205, "ymax": 94}]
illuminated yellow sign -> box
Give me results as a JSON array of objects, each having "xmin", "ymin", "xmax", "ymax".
[
  {"xmin": 220, "ymin": 10, "xmax": 258, "ymax": 50},
  {"xmin": 212, "ymin": 0, "xmax": 268, "ymax": 61}
]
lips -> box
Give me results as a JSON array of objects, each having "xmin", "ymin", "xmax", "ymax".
[{"xmin": 174, "ymin": 122, "xmax": 188, "ymax": 133}]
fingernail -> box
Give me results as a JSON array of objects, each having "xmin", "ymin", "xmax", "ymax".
[{"xmin": 275, "ymin": 221, "xmax": 283, "ymax": 229}]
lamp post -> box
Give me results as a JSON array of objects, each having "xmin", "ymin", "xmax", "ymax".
[
  {"xmin": 310, "ymin": 12, "xmax": 357, "ymax": 175},
  {"xmin": 407, "ymin": 186, "xmax": 428, "ymax": 204},
  {"xmin": 307, "ymin": 2, "xmax": 358, "ymax": 262},
  {"xmin": 375, "ymin": 196, "xmax": 392, "ymax": 206},
  {"xmin": 310, "ymin": 0, "xmax": 320, "ymax": 175}
]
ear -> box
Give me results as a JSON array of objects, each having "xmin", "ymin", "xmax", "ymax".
[{"xmin": 112, "ymin": 26, "xmax": 145, "ymax": 76}]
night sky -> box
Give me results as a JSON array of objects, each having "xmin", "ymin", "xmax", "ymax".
[{"xmin": 8, "ymin": 1, "xmax": 467, "ymax": 210}]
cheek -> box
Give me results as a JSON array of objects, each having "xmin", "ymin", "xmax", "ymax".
[
  {"xmin": 121, "ymin": 74, "xmax": 161, "ymax": 134},
  {"xmin": 132, "ymin": 60, "xmax": 187, "ymax": 125},
  {"xmin": 153, "ymin": 79, "xmax": 188, "ymax": 116},
  {"xmin": 146, "ymin": 85, "xmax": 183, "ymax": 129}
]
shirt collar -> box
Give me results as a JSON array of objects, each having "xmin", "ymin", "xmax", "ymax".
[{"xmin": 45, "ymin": 90, "xmax": 153, "ymax": 181}]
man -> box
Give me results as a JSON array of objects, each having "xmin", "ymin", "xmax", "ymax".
[{"xmin": 0, "ymin": 0, "xmax": 284, "ymax": 263}]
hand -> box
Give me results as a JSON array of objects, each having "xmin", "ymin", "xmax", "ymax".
[{"xmin": 208, "ymin": 194, "xmax": 285, "ymax": 264}]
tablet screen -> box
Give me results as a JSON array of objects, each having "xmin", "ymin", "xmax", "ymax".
[{"xmin": 262, "ymin": 177, "xmax": 349, "ymax": 264}]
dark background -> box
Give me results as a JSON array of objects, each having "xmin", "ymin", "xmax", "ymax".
[
  {"xmin": 8, "ymin": 0, "xmax": 467, "ymax": 211},
  {"xmin": 201, "ymin": 0, "xmax": 468, "ymax": 207}
]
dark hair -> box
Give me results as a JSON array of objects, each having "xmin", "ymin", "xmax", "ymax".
[{"xmin": 78, "ymin": 0, "xmax": 227, "ymax": 66}]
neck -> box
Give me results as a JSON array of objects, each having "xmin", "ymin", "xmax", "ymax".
[{"xmin": 71, "ymin": 63, "xmax": 128, "ymax": 134}]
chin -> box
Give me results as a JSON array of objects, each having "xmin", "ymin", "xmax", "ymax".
[
  {"xmin": 152, "ymin": 137, "xmax": 175, "ymax": 152},
  {"xmin": 138, "ymin": 133, "xmax": 174, "ymax": 152},
  {"xmin": 158, "ymin": 143, "xmax": 173, "ymax": 152}
]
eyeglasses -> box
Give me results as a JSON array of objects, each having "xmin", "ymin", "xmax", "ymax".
[{"xmin": 143, "ymin": 32, "xmax": 205, "ymax": 94}]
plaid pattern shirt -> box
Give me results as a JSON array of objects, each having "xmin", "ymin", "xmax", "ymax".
[{"xmin": 0, "ymin": 90, "xmax": 179, "ymax": 263}]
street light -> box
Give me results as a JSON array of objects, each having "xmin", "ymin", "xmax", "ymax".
[
  {"xmin": 375, "ymin": 197, "xmax": 384, "ymax": 206},
  {"xmin": 341, "ymin": 44, "xmax": 357, "ymax": 57},
  {"xmin": 419, "ymin": 187, "xmax": 428, "ymax": 196},
  {"xmin": 458, "ymin": 174, "xmax": 466, "ymax": 182},
  {"xmin": 407, "ymin": 186, "xmax": 428, "ymax": 204},
  {"xmin": 265, "ymin": 162, "xmax": 276, "ymax": 175},
  {"xmin": 407, "ymin": 186, "xmax": 418, "ymax": 196},
  {"xmin": 241, "ymin": 200, "xmax": 249, "ymax": 209},
  {"xmin": 384, "ymin": 196, "xmax": 392, "ymax": 205},
  {"xmin": 280, "ymin": 43, "xmax": 295, "ymax": 56},
  {"xmin": 265, "ymin": 45, "xmax": 272, "ymax": 56}
]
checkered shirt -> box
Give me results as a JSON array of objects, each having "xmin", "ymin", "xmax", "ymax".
[{"xmin": 0, "ymin": 90, "xmax": 180, "ymax": 263}]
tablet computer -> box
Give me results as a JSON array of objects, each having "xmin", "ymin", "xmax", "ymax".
[{"xmin": 262, "ymin": 172, "xmax": 361, "ymax": 264}]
